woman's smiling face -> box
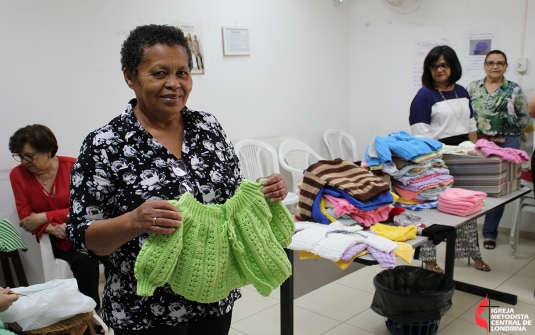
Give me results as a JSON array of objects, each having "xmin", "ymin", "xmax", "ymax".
[{"xmin": 124, "ymin": 43, "xmax": 193, "ymax": 121}]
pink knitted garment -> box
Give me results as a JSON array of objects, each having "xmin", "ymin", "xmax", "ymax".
[
  {"xmin": 474, "ymin": 139, "xmax": 530, "ymax": 163},
  {"xmin": 324, "ymin": 194, "xmax": 391, "ymax": 227},
  {"xmin": 394, "ymin": 178, "xmax": 454, "ymax": 201},
  {"xmin": 437, "ymin": 188, "xmax": 487, "ymax": 216}
]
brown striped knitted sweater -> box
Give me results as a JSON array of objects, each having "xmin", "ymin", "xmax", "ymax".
[{"xmin": 299, "ymin": 158, "xmax": 391, "ymax": 221}]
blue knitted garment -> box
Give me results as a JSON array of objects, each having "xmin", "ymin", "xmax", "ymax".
[
  {"xmin": 365, "ymin": 131, "xmax": 443, "ymax": 167},
  {"xmin": 311, "ymin": 186, "xmax": 394, "ymax": 224}
]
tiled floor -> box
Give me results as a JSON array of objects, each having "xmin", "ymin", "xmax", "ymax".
[{"xmin": 230, "ymin": 233, "xmax": 535, "ymax": 335}]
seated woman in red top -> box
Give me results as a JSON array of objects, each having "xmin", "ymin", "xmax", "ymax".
[{"xmin": 8, "ymin": 124, "xmax": 103, "ymax": 332}]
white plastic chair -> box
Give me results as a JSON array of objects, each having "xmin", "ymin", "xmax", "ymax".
[
  {"xmin": 510, "ymin": 190, "xmax": 535, "ymax": 258},
  {"xmin": 39, "ymin": 234, "xmax": 73, "ymax": 281},
  {"xmin": 323, "ymin": 129, "xmax": 359, "ymax": 162},
  {"xmin": 234, "ymin": 139, "xmax": 299, "ymax": 207},
  {"xmin": 278, "ymin": 139, "xmax": 325, "ymax": 193}
]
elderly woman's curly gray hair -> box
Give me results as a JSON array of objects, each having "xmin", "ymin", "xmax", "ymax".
[{"xmin": 120, "ymin": 24, "xmax": 193, "ymax": 76}]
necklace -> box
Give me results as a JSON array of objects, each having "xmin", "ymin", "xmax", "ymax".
[
  {"xmin": 438, "ymin": 89, "xmax": 464, "ymax": 120},
  {"xmin": 36, "ymin": 177, "xmax": 50, "ymax": 185}
]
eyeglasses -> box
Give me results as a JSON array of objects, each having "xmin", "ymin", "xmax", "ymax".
[
  {"xmin": 429, "ymin": 62, "xmax": 450, "ymax": 71},
  {"xmin": 485, "ymin": 61, "xmax": 507, "ymax": 68},
  {"xmin": 12, "ymin": 151, "xmax": 39, "ymax": 163},
  {"xmin": 170, "ymin": 159, "xmax": 196, "ymax": 196}
]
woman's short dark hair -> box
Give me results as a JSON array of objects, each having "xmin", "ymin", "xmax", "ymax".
[
  {"xmin": 485, "ymin": 50, "xmax": 508, "ymax": 64},
  {"xmin": 120, "ymin": 24, "xmax": 193, "ymax": 76},
  {"xmin": 421, "ymin": 45, "xmax": 462, "ymax": 89},
  {"xmin": 9, "ymin": 124, "xmax": 58, "ymax": 157}
]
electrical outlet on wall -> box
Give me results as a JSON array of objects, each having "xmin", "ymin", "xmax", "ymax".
[{"xmin": 516, "ymin": 57, "xmax": 528, "ymax": 72}]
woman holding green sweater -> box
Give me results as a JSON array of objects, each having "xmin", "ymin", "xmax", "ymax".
[{"xmin": 66, "ymin": 24, "xmax": 289, "ymax": 335}]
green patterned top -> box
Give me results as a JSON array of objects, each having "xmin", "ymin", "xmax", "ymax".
[
  {"xmin": 0, "ymin": 219, "xmax": 27, "ymax": 252},
  {"xmin": 467, "ymin": 77, "xmax": 530, "ymax": 137}
]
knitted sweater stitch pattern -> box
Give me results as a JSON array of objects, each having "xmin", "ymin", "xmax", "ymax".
[
  {"xmin": 299, "ymin": 159, "xmax": 391, "ymax": 221},
  {"xmin": 134, "ymin": 179, "xmax": 295, "ymax": 303}
]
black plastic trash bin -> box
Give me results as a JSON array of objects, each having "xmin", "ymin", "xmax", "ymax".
[{"xmin": 371, "ymin": 266, "xmax": 455, "ymax": 335}]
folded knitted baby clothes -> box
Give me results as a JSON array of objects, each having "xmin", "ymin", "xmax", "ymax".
[
  {"xmin": 288, "ymin": 221, "xmax": 362, "ymax": 253},
  {"xmin": 393, "ymin": 241, "xmax": 415, "ymax": 264},
  {"xmin": 309, "ymin": 186, "xmax": 393, "ymax": 224},
  {"xmin": 364, "ymin": 131, "xmax": 443, "ymax": 167},
  {"xmin": 475, "ymin": 139, "xmax": 530, "ymax": 163},
  {"xmin": 299, "ymin": 159, "xmax": 391, "ymax": 221},
  {"xmin": 437, "ymin": 188, "xmax": 487, "ymax": 216},
  {"xmin": 134, "ymin": 179, "xmax": 294, "ymax": 303},
  {"xmin": 288, "ymin": 221, "xmax": 398, "ymax": 260},
  {"xmin": 370, "ymin": 223, "xmax": 417, "ymax": 242},
  {"xmin": 396, "ymin": 200, "xmax": 438, "ymax": 211},
  {"xmin": 367, "ymin": 246, "xmax": 396, "ymax": 269},
  {"xmin": 392, "ymin": 174, "xmax": 454, "ymax": 192},
  {"xmin": 340, "ymin": 241, "xmax": 369, "ymax": 261},
  {"xmin": 323, "ymin": 194, "xmax": 392, "ymax": 227}
]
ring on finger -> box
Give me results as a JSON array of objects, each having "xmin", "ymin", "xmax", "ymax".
[{"xmin": 152, "ymin": 217, "xmax": 157, "ymax": 226}]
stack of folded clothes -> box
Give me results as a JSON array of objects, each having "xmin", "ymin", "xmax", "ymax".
[
  {"xmin": 437, "ymin": 188, "xmax": 487, "ymax": 216},
  {"xmin": 298, "ymin": 158, "xmax": 394, "ymax": 227},
  {"xmin": 362, "ymin": 131, "xmax": 453, "ymax": 211}
]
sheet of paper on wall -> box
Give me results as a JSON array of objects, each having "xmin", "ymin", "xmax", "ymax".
[{"xmin": 463, "ymin": 27, "xmax": 498, "ymax": 78}]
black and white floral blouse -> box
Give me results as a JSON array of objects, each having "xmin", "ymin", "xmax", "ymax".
[{"xmin": 66, "ymin": 99, "xmax": 243, "ymax": 330}]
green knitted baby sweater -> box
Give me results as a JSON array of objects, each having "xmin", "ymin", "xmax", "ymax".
[{"xmin": 134, "ymin": 179, "xmax": 295, "ymax": 303}]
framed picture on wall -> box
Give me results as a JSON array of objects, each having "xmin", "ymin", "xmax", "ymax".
[{"xmin": 222, "ymin": 26, "xmax": 250, "ymax": 55}]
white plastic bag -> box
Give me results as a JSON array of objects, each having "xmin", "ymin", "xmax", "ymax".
[{"xmin": 0, "ymin": 278, "xmax": 96, "ymax": 331}]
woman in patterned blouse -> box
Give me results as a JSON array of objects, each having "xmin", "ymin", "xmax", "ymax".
[
  {"xmin": 66, "ymin": 24, "xmax": 288, "ymax": 334},
  {"xmin": 467, "ymin": 50, "xmax": 530, "ymax": 250}
]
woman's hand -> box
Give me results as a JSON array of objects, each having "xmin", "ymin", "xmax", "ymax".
[
  {"xmin": 130, "ymin": 200, "xmax": 183, "ymax": 235},
  {"xmin": 0, "ymin": 286, "xmax": 18, "ymax": 313},
  {"xmin": 20, "ymin": 212, "xmax": 48, "ymax": 232},
  {"xmin": 45, "ymin": 223, "xmax": 66, "ymax": 239},
  {"xmin": 257, "ymin": 173, "xmax": 288, "ymax": 202},
  {"xmin": 86, "ymin": 200, "xmax": 183, "ymax": 256}
]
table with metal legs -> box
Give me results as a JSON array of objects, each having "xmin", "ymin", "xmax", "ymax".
[
  {"xmin": 279, "ymin": 187, "xmax": 530, "ymax": 334},
  {"xmin": 417, "ymin": 187, "xmax": 530, "ymax": 306}
]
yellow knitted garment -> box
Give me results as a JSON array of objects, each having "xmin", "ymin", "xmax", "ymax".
[
  {"xmin": 390, "ymin": 192, "xmax": 400, "ymax": 204},
  {"xmin": 320, "ymin": 198, "xmax": 337, "ymax": 223},
  {"xmin": 134, "ymin": 179, "xmax": 295, "ymax": 303},
  {"xmin": 412, "ymin": 151, "xmax": 440, "ymax": 163},
  {"xmin": 393, "ymin": 242, "xmax": 415, "ymax": 264},
  {"xmin": 395, "ymin": 197, "xmax": 422, "ymax": 205},
  {"xmin": 370, "ymin": 223, "xmax": 417, "ymax": 242}
]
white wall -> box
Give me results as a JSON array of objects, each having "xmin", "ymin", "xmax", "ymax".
[{"xmin": 0, "ymin": 0, "xmax": 351, "ymax": 285}]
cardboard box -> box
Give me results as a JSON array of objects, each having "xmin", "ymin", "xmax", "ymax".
[{"xmin": 442, "ymin": 154, "xmax": 522, "ymax": 197}]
